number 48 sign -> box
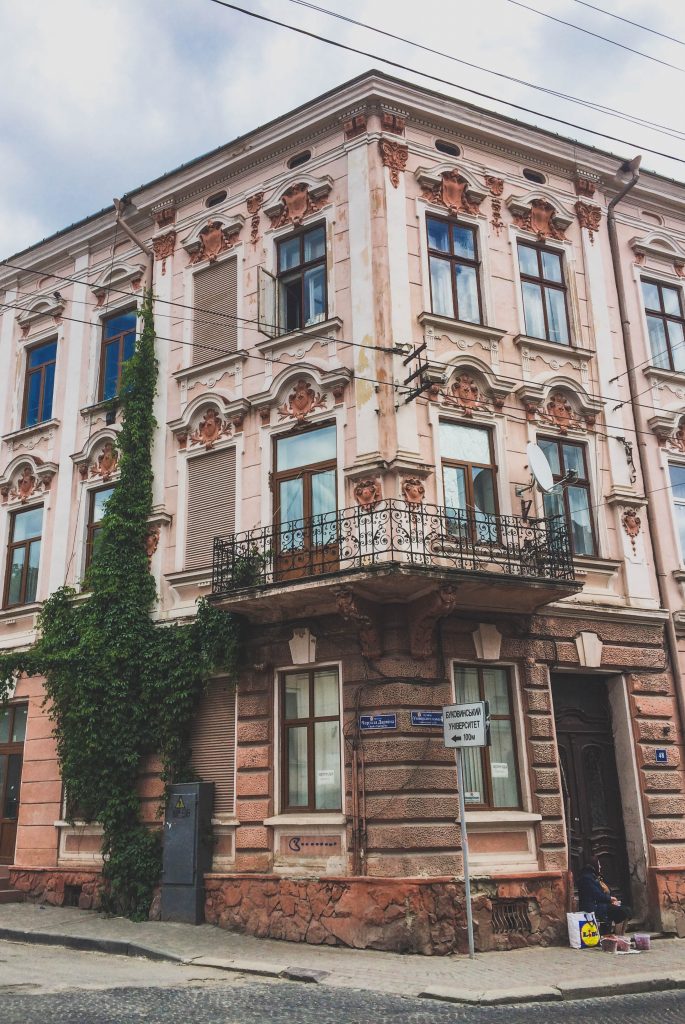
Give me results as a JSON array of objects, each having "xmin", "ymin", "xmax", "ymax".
[{"xmin": 442, "ymin": 700, "xmax": 490, "ymax": 749}]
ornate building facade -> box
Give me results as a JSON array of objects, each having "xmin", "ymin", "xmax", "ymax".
[{"xmin": 1, "ymin": 71, "xmax": 684, "ymax": 952}]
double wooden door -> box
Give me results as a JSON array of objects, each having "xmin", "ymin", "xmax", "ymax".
[
  {"xmin": 0, "ymin": 704, "xmax": 27, "ymax": 864},
  {"xmin": 552, "ymin": 675, "xmax": 630, "ymax": 901}
]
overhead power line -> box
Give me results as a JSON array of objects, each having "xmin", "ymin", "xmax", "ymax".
[
  {"xmin": 285, "ymin": 0, "xmax": 685, "ymax": 142},
  {"xmin": 570, "ymin": 0, "xmax": 685, "ymax": 49},
  {"xmin": 202, "ymin": 0, "xmax": 685, "ymax": 166},
  {"xmin": 505, "ymin": 0, "xmax": 685, "ymax": 75}
]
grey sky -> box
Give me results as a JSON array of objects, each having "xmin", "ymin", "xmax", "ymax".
[{"xmin": 1, "ymin": 0, "xmax": 684, "ymax": 259}]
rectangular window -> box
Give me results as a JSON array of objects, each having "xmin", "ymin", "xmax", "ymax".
[
  {"xmin": 192, "ymin": 257, "xmax": 238, "ymax": 365},
  {"xmin": 100, "ymin": 309, "xmax": 137, "ymax": 400},
  {"xmin": 439, "ymin": 421, "xmax": 498, "ymax": 542},
  {"xmin": 23, "ymin": 340, "xmax": 57, "ymax": 427},
  {"xmin": 517, "ymin": 243, "xmax": 570, "ymax": 345},
  {"xmin": 453, "ymin": 665, "xmax": 520, "ymax": 809},
  {"xmin": 4, "ymin": 506, "xmax": 43, "ymax": 608},
  {"xmin": 641, "ymin": 279, "xmax": 685, "ymax": 373},
  {"xmin": 85, "ymin": 486, "xmax": 115, "ymax": 571},
  {"xmin": 669, "ymin": 464, "xmax": 685, "ymax": 561},
  {"xmin": 538, "ymin": 437, "xmax": 596, "ymax": 556},
  {"xmin": 281, "ymin": 667, "xmax": 341, "ymax": 812},
  {"xmin": 427, "ymin": 216, "xmax": 482, "ymax": 324},
  {"xmin": 186, "ymin": 447, "xmax": 236, "ymax": 569},
  {"xmin": 277, "ymin": 224, "xmax": 327, "ymax": 333}
]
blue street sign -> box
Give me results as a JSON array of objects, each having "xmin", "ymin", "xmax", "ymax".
[
  {"xmin": 655, "ymin": 748, "xmax": 668, "ymax": 763},
  {"xmin": 411, "ymin": 711, "xmax": 444, "ymax": 727},
  {"xmin": 359, "ymin": 714, "xmax": 397, "ymax": 731}
]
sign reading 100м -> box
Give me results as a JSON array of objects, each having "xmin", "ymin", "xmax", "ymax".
[{"xmin": 442, "ymin": 701, "xmax": 490, "ymax": 748}]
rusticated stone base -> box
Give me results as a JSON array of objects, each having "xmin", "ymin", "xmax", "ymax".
[
  {"xmin": 650, "ymin": 868, "xmax": 685, "ymax": 936},
  {"xmin": 204, "ymin": 871, "xmax": 568, "ymax": 955},
  {"xmin": 10, "ymin": 868, "xmax": 104, "ymax": 910}
]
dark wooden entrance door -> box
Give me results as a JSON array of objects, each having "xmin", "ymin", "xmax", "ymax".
[
  {"xmin": 552, "ymin": 675, "xmax": 630, "ymax": 901},
  {"xmin": 0, "ymin": 704, "xmax": 28, "ymax": 865}
]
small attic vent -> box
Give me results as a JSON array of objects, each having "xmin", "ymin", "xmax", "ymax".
[
  {"xmin": 288, "ymin": 150, "xmax": 311, "ymax": 169},
  {"xmin": 523, "ymin": 168, "xmax": 546, "ymax": 184},
  {"xmin": 436, "ymin": 139, "xmax": 461, "ymax": 157},
  {"xmin": 206, "ymin": 190, "xmax": 228, "ymax": 208}
]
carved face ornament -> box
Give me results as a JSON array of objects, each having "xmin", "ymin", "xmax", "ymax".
[
  {"xmin": 354, "ymin": 479, "xmax": 380, "ymax": 509},
  {"xmin": 280, "ymin": 379, "xmax": 326, "ymax": 423},
  {"xmin": 95, "ymin": 442, "xmax": 118, "ymax": 481},
  {"xmin": 530, "ymin": 200, "xmax": 556, "ymax": 240},
  {"xmin": 402, "ymin": 477, "xmax": 425, "ymax": 504},
  {"xmin": 15, "ymin": 466, "xmax": 36, "ymax": 502},
  {"xmin": 455, "ymin": 374, "xmax": 480, "ymax": 412}
]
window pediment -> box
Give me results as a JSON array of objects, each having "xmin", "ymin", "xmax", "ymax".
[
  {"xmin": 415, "ymin": 163, "xmax": 487, "ymax": 215},
  {"xmin": 181, "ymin": 214, "xmax": 245, "ymax": 264},
  {"xmin": 263, "ymin": 174, "xmax": 333, "ymax": 229},
  {"xmin": 90, "ymin": 261, "xmax": 145, "ymax": 302},
  {"xmin": 507, "ymin": 192, "xmax": 573, "ymax": 240},
  {"xmin": 168, "ymin": 396, "xmax": 249, "ymax": 451},
  {"xmin": 630, "ymin": 231, "xmax": 685, "ymax": 270},
  {"xmin": 17, "ymin": 294, "xmax": 65, "ymax": 333},
  {"xmin": 0, "ymin": 456, "xmax": 56, "ymax": 506}
]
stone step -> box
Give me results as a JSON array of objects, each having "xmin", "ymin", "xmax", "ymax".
[
  {"xmin": 0, "ymin": 877, "xmax": 13, "ymax": 890},
  {"xmin": 0, "ymin": 888, "xmax": 24, "ymax": 904}
]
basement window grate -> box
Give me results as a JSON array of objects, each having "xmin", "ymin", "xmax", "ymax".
[
  {"xmin": 63, "ymin": 884, "xmax": 82, "ymax": 907},
  {"xmin": 491, "ymin": 900, "xmax": 532, "ymax": 934}
]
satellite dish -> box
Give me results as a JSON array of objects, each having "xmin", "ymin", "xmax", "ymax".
[{"xmin": 526, "ymin": 442, "xmax": 554, "ymax": 493}]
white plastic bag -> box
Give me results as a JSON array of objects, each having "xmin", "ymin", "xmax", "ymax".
[{"xmin": 567, "ymin": 912, "xmax": 600, "ymax": 949}]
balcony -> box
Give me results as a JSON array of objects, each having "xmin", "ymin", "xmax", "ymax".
[{"xmin": 211, "ymin": 501, "xmax": 580, "ymax": 622}]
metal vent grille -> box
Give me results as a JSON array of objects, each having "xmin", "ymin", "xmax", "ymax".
[{"xmin": 491, "ymin": 900, "xmax": 532, "ymax": 934}]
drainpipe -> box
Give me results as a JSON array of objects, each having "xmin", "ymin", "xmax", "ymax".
[
  {"xmin": 113, "ymin": 198, "xmax": 153, "ymax": 289},
  {"xmin": 606, "ymin": 158, "xmax": 685, "ymax": 745}
]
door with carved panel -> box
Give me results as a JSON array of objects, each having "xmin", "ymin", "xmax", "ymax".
[
  {"xmin": 552, "ymin": 675, "xmax": 630, "ymax": 902},
  {"xmin": 0, "ymin": 704, "xmax": 27, "ymax": 864}
]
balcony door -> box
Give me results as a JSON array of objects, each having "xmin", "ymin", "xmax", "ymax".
[
  {"xmin": 273, "ymin": 424, "xmax": 338, "ymax": 580},
  {"xmin": 440, "ymin": 421, "xmax": 498, "ymax": 543},
  {"xmin": 0, "ymin": 704, "xmax": 27, "ymax": 864}
]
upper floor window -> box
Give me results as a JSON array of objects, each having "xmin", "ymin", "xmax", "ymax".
[
  {"xmin": 281, "ymin": 666, "xmax": 341, "ymax": 812},
  {"xmin": 454, "ymin": 665, "xmax": 520, "ymax": 809},
  {"xmin": 538, "ymin": 437, "xmax": 595, "ymax": 557},
  {"xmin": 517, "ymin": 243, "xmax": 569, "ymax": 345},
  {"xmin": 85, "ymin": 486, "xmax": 115, "ymax": 571},
  {"xmin": 277, "ymin": 224, "xmax": 326, "ymax": 333},
  {"xmin": 23, "ymin": 340, "xmax": 57, "ymax": 428},
  {"xmin": 668, "ymin": 464, "xmax": 685, "ymax": 561},
  {"xmin": 439, "ymin": 421, "xmax": 497, "ymax": 541},
  {"xmin": 4, "ymin": 506, "xmax": 42, "ymax": 608},
  {"xmin": 100, "ymin": 309, "xmax": 136, "ymax": 401},
  {"xmin": 427, "ymin": 216, "xmax": 481, "ymax": 324},
  {"xmin": 641, "ymin": 279, "xmax": 685, "ymax": 373},
  {"xmin": 192, "ymin": 257, "xmax": 238, "ymax": 365}
]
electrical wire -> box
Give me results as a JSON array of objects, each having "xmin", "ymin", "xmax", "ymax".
[
  {"xmin": 201, "ymin": 0, "xmax": 685, "ymax": 166},
  {"xmin": 569, "ymin": 0, "xmax": 685, "ymax": 50},
  {"xmin": 505, "ymin": 0, "xmax": 685, "ymax": 75},
  {"xmin": 3, "ymin": 260, "xmax": 679, "ymax": 426},
  {"xmin": 284, "ymin": 0, "xmax": 685, "ymax": 142}
]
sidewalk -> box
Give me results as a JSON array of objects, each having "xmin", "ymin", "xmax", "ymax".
[{"xmin": 0, "ymin": 903, "xmax": 683, "ymax": 1006}]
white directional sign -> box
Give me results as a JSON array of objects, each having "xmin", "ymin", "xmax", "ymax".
[{"xmin": 442, "ymin": 701, "xmax": 490, "ymax": 748}]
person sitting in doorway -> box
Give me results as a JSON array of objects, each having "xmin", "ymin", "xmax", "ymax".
[{"xmin": 578, "ymin": 857, "xmax": 629, "ymax": 935}]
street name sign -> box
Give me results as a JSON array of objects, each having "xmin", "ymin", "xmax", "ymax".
[{"xmin": 442, "ymin": 701, "xmax": 490, "ymax": 748}]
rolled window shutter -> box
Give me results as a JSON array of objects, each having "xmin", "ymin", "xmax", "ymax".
[
  {"xmin": 189, "ymin": 677, "xmax": 236, "ymax": 815},
  {"xmin": 193, "ymin": 257, "xmax": 238, "ymax": 364},
  {"xmin": 186, "ymin": 447, "xmax": 236, "ymax": 569}
]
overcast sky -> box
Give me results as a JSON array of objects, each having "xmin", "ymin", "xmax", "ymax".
[{"xmin": 1, "ymin": 0, "xmax": 684, "ymax": 259}]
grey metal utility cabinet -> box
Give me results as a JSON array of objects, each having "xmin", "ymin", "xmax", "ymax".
[{"xmin": 161, "ymin": 781, "xmax": 214, "ymax": 924}]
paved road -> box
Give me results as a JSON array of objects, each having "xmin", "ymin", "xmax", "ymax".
[{"xmin": 1, "ymin": 979, "xmax": 685, "ymax": 1024}]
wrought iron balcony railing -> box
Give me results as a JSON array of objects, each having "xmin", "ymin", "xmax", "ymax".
[{"xmin": 212, "ymin": 500, "xmax": 574, "ymax": 597}]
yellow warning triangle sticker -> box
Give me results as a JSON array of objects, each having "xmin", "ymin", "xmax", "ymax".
[{"xmin": 175, "ymin": 797, "xmax": 185, "ymax": 810}]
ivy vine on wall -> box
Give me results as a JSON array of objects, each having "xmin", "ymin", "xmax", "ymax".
[{"xmin": 0, "ymin": 293, "xmax": 242, "ymax": 919}]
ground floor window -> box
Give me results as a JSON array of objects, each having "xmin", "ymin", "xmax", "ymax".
[
  {"xmin": 453, "ymin": 665, "xmax": 521, "ymax": 809},
  {"xmin": 281, "ymin": 667, "xmax": 341, "ymax": 812}
]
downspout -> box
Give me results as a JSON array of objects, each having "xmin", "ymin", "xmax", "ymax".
[
  {"xmin": 113, "ymin": 198, "xmax": 153, "ymax": 289},
  {"xmin": 606, "ymin": 160, "xmax": 685, "ymax": 743}
]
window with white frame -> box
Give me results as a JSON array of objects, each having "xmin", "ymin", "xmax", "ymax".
[{"xmin": 669, "ymin": 463, "xmax": 685, "ymax": 561}]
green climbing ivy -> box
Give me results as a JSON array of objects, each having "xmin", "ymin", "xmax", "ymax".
[{"xmin": 0, "ymin": 292, "xmax": 242, "ymax": 920}]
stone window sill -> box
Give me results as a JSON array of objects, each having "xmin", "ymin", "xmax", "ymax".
[
  {"xmin": 0, "ymin": 602, "xmax": 41, "ymax": 623},
  {"xmin": 513, "ymin": 334, "xmax": 594, "ymax": 362},
  {"xmin": 173, "ymin": 350, "xmax": 247, "ymax": 386},
  {"xmin": 255, "ymin": 317, "xmax": 343, "ymax": 356},
  {"xmin": 641, "ymin": 365, "xmax": 685, "ymax": 387},
  {"xmin": 465, "ymin": 810, "xmax": 542, "ymax": 826},
  {"xmin": 80, "ymin": 399, "xmax": 118, "ymax": 419},
  {"xmin": 417, "ymin": 312, "xmax": 507, "ymax": 345},
  {"xmin": 3, "ymin": 419, "xmax": 60, "ymax": 445},
  {"xmin": 264, "ymin": 813, "xmax": 347, "ymax": 827}
]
